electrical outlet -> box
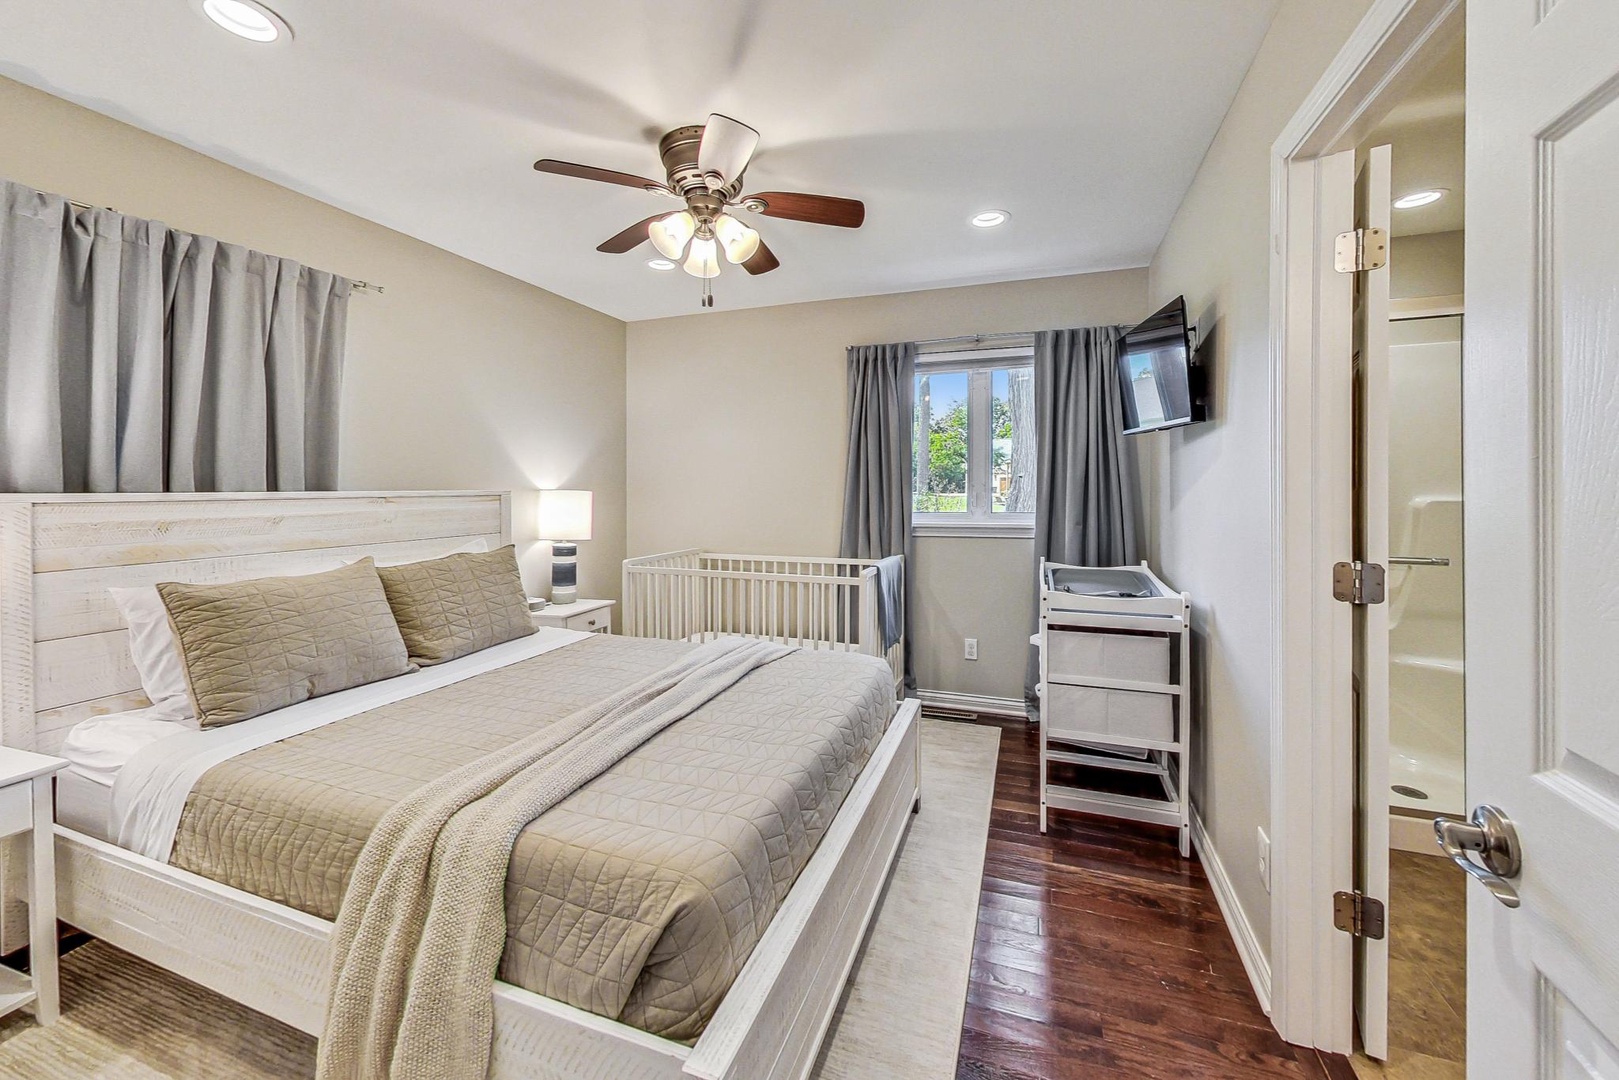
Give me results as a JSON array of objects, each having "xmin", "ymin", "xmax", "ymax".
[
  {"xmin": 964, "ymin": 638, "xmax": 978, "ymax": 661},
  {"xmin": 1257, "ymin": 826, "xmax": 1272, "ymax": 893}
]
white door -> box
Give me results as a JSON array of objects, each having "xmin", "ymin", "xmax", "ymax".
[
  {"xmin": 1467, "ymin": 2, "xmax": 1619, "ymax": 1077},
  {"xmin": 1352, "ymin": 143, "xmax": 1392, "ymax": 1062}
]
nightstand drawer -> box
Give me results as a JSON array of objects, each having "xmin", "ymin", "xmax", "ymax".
[
  {"xmin": 564, "ymin": 610, "xmax": 610, "ymax": 633},
  {"xmin": 0, "ymin": 783, "xmax": 31, "ymax": 839},
  {"xmin": 532, "ymin": 600, "xmax": 615, "ymax": 633}
]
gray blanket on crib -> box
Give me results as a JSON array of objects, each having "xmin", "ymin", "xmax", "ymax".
[{"xmin": 875, "ymin": 554, "xmax": 904, "ymax": 651}]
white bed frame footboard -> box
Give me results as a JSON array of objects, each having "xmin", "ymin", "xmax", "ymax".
[
  {"xmin": 0, "ymin": 492, "xmax": 922, "ymax": 1080},
  {"xmin": 56, "ymin": 699, "xmax": 920, "ymax": 1080}
]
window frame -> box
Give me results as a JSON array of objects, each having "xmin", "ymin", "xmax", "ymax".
[{"xmin": 911, "ymin": 346, "xmax": 1036, "ymax": 538}]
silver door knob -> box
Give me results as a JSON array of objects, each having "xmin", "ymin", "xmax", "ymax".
[{"xmin": 1435, "ymin": 805, "xmax": 1522, "ymax": 908}]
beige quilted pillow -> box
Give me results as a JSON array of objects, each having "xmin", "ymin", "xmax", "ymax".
[
  {"xmin": 157, "ymin": 559, "xmax": 413, "ymax": 729},
  {"xmin": 376, "ymin": 545, "xmax": 534, "ymax": 666}
]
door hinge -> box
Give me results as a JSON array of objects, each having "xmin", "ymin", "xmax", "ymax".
[
  {"xmin": 1334, "ymin": 226, "xmax": 1388, "ymax": 273},
  {"xmin": 1333, "ymin": 561, "xmax": 1385, "ymax": 605},
  {"xmin": 1333, "ymin": 890, "xmax": 1386, "ymax": 939}
]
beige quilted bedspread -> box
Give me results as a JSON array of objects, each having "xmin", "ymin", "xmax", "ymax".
[{"xmin": 169, "ymin": 635, "xmax": 895, "ymax": 1040}]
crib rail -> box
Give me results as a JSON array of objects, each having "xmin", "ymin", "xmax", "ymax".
[{"xmin": 623, "ymin": 550, "xmax": 904, "ymax": 692}]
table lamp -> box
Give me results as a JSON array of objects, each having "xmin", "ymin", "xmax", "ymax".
[{"xmin": 537, "ymin": 489, "xmax": 593, "ymax": 605}]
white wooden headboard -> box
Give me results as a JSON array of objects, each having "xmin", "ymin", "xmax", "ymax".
[{"xmin": 0, "ymin": 491, "xmax": 511, "ymax": 757}]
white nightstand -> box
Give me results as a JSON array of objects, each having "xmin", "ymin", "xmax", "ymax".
[
  {"xmin": 0, "ymin": 748, "xmax": 67, "ymax": 1026},
  {"xmin": 532, "ymin": 598, "xmax": 615, "ymax": 635}
]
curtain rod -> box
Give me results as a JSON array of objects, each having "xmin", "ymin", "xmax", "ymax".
[
  {"xmin": 64, "ymin": 198, "xmax": 385, "ymax": 294},
  {"xmin": 847, "ymin": 330, "xmax": 1036, "ymax": 350}
]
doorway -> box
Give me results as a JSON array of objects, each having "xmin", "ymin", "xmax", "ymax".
[{"xmin": 1351, "ymin": 33, "xmax": 1466, "ymax": 1080}]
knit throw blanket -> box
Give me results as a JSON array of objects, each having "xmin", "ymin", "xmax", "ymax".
[{"xmin": 316, "ymin": 637, "xmax": 795, "ymax": 1080}]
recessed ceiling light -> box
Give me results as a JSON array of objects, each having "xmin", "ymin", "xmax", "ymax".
[
  {"xmin": 199, "ymin": 0, "xmax": 290, "ymax": 43},
  {"xmin": 1393, "ymin": 189, "xmax": 1446, "ymax": 209},
  {"xmin": 970, "ymin": 209, "xmax": 1010, "ymax": 228},
  {"xmin": 646, "ymin": 258, "xmax": 677, "ymax": 271}
]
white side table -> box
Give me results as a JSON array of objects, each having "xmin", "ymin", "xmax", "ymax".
[
  {"xmin": 532, "ymin": 599, "xmax": 616, "ymax": 635},
  {"xmin": 0, "ymin": 748, "xmax": 67, "ymax": 1025}
]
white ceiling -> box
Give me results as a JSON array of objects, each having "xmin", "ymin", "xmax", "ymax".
[
  {"xmin": 0, "ymin": 0, "xmax": 1279, "ymax": 321},
  {"xmin": 1367, "ymin": 37, "xmax": 1464, "ymax": 237}
]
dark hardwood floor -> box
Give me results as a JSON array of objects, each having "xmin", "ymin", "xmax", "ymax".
[{"xmin": 953, "ymin": 715, "xmax": 1356, "ymax": 1080}]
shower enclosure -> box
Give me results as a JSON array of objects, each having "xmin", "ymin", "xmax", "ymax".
[{"xmin": 1386, "ymin": 314, "xmax": 1465, "ymax": 821}]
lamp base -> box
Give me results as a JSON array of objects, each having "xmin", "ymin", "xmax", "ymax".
[{"xmin": 550, "ymin": 542, "xmax": 578, "ymax": 606}]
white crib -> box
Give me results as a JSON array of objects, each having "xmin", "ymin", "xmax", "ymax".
[{"xmin": 622, "ymin": 550, "xmax": 905, "ymax": 694}]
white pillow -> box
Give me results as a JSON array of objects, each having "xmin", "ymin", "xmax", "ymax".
[
  {"xmin": 108, "ymin": 540, "xmax": 490, "ymax": 713},
  {"xmin": 108, "ymin": 585, "xmax": 194, "ymax": 716}
]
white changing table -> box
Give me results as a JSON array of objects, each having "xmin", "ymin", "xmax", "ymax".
[{"xmin": 1034, "ymin": 560, "xmax": 1193, "ymax": 856}]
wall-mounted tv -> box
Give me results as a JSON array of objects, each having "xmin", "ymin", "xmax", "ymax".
[{"xmin": 1117, "ymin": 296, "xmax": 1208, "ymax": 436}]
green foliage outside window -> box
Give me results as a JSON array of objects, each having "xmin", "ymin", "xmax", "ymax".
[{"xmin": 913, "ymin": 367, "xmax": 1031, "ymax": 516}]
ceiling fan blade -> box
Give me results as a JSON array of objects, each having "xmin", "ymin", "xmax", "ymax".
[
  {"xmin": 533, "ymin": 159, "xmax": 670, "ymax": 194},
  {"xmin": 742, "ymin": 238, "xmax": 780, "ymax": 275},
  {"xmin": 596, "ymin": 214, "xmax": 666, "ymax": 254},
  {"xmin": 745, "ymin": 191, "xmax": 865, "ymax": 229},
  {"xmin": 698, "ymin": 114, "xmax": 760, "ymax": 189}
]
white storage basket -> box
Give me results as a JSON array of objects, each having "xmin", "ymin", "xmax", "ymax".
[
  {"xmin": 1044, "ymin": 683, "xmax": 1174, "ymax": 744},
  {"xmin": 1045, "ymin": 628, "xmax": 1170, "ymax": 683},
  {"xmin": 1043, "ymin": 628, "xmax": 1174, "ymax": 743}
]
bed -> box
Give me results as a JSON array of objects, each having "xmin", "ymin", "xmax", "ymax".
[
  {"xmin": 0, "ymin": 492, "xmax": 922, "ymax": 1080},
  {"xmin": 623, "ymin": 550, "xmax": 905, "ymax": 698}
]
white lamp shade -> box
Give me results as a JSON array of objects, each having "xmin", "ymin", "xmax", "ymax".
[
  {"xmin": 683, "ymin": 236, "xmax": 721, "ymax": 278},
  {"xmin": 714, "ymin": 214, "xmax": 761, "ymax": 264},
  {"xmin": 648, "ymin": 211, "xmax": 695, "ymax": 260},
  {"xmin": 537, "ymin": 489, "xmax": 593, "ymax": 541}
]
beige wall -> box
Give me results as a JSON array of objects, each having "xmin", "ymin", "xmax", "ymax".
[
  {"xmin": 0, "ymin": 76, "xmax": 627, "ymax": 604},
  {"xmin": 1391, "ymin": 229, "xmax": 1463, "ymax": 300},
  {"xmin": 626, "ymin": 270, "xmax": 1148, "ymax": 700},
  {"xmin": 1142, "ymin": 0, "xmax": 1376, "ymax": 960}
]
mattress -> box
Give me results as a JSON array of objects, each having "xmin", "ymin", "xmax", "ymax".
[
  {"xmin": 115, "ymin": 633, "xmax": 894, "ymax": 1041},
  {"xmin": 56, "ymin": 767, "xmax": 114, "ymax": 840},
  {"xmin": 59, "ymin": 704, "xmax": 198, "ymax": 841}
]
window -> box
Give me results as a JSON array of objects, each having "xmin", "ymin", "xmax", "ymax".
[{"xmin": 912, "ymin": 349, "xmax": 1035, "ymax": 536}]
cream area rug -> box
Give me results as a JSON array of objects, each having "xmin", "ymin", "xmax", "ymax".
[
  {"xmin": 0, "ymin": 718, "xmax": 1000, "ymax": 1080},
  {"xmin": 810, "ymin": 717, "xmax": 1000, "ymax": 1080}
]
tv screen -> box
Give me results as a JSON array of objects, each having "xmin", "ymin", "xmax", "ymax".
[{"xmin": 1117, "ymin": 296, "xmax": 1205, "ymax": 436}]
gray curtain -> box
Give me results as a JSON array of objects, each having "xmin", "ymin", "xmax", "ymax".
[
  {"xmin": 839, "ymin": 341, "xmax": 916, "ymax": 694},
  {"xmin": 0, "ymin": 179, "xmax": 349, "ymax": 493},
  {"xmin": 1027, "ymin": 325, "xmax": 1141, "ymax": 703}
]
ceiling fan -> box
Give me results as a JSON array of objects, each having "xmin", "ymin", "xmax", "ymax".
[{"xmin": 533, "ymin": 114, "xmax": 865, "ymax": 306}]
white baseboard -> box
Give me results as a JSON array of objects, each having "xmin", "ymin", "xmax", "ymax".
[
  {"xmin": 915, "ymin": 689, "xmax": 1026, "ymax": 719},
  {"xmin": 1190, "ymin": 810, "xmax": 1272, "ymax": 1016}
]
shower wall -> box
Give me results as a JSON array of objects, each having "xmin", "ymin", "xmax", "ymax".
[{"xmin": 1387, "ymin": 315, "xmax": 1465, "ymax": 817}]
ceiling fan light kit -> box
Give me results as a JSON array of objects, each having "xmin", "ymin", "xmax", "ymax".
[
  {"xmin": 683, "ymin": 237, "xmax": 722, "ymax": 279},
  {"xmin": 714, "ymin": 214, "xmax": 762, "ymax": 264},
  {"xmin": 649, "ymin": 211, "xmax": 695, "ymax": 260},
  {"xmin": 533, "ymin": 113, "xmax": 866, "ymax": 307}
]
